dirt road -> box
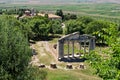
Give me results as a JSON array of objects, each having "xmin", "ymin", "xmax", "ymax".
[{"xmin": 30, "ymin": 41, "xmax": 57, "ymax": 66}]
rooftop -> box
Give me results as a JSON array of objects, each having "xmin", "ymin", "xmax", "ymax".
[{"xmin": 38, "ymin": 13, "xmax": 61, "ymax": 19}]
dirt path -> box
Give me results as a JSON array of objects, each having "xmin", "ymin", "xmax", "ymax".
[
  {"xmin": 44, "ymin": 41, "xmax": 57, "ymax": 61},
  {"xmin": 30, "ymin": 41, "xmax": 58, "ymax": 66}
]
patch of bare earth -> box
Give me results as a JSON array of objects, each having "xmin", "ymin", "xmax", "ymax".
[{"xmin": 30, "ymin": 41, "xmax": 57, "ymax": 66}]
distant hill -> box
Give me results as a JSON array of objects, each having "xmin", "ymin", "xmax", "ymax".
[{"xmin": 0, "ymin": 0, "xmax": 120, "ymax": 4}]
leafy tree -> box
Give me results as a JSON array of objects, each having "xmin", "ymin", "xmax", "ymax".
[
  {"xmin": 0, "ymin": 16, "xmax": 31, "ymax": 79},
  {"xmin": 78, "ymin": 16, "xmax": 93, "ymax": 25},
  {"xmin": 64, "ymin": 13, "xmax": 77, "ymax": 20},
  {"xmin": 65, "ymin": 20, "xmax": 84, "ymax": 34},
  {"xmin": 84, "ymin": 20, "xmax": 117, "ymax": 44},
  {"xmin": 21, "ymin": 17, "xmax": 37, "ymax": 40},
  {"xmin": 0, "ymin": 15, "xmax": 47, "ymax": 80},
  {"xmin": 0, "ymin": 9, "xmax": 2, "ymax": 14},
  {"xmin": 55, "ymin": 9, "xmax": 64, "ymax": 20},
  {"xmin": 85, "ymin": 20, "xmax": 120, "ymax": 80},
  {"xmin": 27, "ymin": 16, "xmax": 50, "ymax": 39},
  {"xmin": 45, "ymin": 14, "xmax": 48, "ymax": 18},
  {"xmin": 49, "ymin": 20, "xmax": 62, "ymax": 34}
]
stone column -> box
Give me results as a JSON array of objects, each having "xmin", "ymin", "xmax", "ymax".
[
  {"xmin": 92, "ymin": 38, "xmax": 95, "ymax": 49},
  {"xmin": 79, "ymin": 41, "xmax": 81, "ymax": 57},
  {"xmin": 88, "ymin": 40, "xmax": 90, "ymax": 53},
  {"xmin": 67, "ymin": 40, "xmax": 70, "ymax": 58},
  {"xmin": 72, "ymin": 41, "xmax": 74, "ymax": 57},
  {"xmin": 84, "ymin": 40, "xmax": 86, "ymax": 53},
  {"xmin": 89, "ymin": 38, "xmax": 95, "ymax": 51},
  {"xmin": 57, "ymin": 40, "xmax": 64, "ymax": 59}
]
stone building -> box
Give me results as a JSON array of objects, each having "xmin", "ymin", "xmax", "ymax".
[{"xmin": 57, "ymin": 32, "xmax": 95, "ymax": 60}]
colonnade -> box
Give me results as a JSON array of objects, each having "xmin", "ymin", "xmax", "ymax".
[{"xmin": 57, "ymin": 33, "xmax": 95, "ymax": 60}]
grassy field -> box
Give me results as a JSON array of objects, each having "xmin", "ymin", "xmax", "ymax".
[
  {"xmin": 1, "ymin": 3, "xmax": 120, "ymax": 18},
  {"xmin": 45, "ymin": 67, "xmax": 101, "ymax": 80},
  {"xmin": 1, "ymin": 3, "xmax": 120, "ymax": 23}
]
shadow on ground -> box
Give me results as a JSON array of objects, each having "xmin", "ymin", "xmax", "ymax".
[
  {"xmin": 32, "ymin": 35, "xmax": 61, "ymax": 41},
  {"xmin": 59, "ymin": 57, "xmax": 86, "ymax": 62}
]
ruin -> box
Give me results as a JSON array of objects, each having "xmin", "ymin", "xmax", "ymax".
[
  {"xmin": 79, "ymin": 64, "xmax": 85, "ymax": 69},
  {"xmin": 66, "ymin": 64, "xmax": 73, "ymax": 69},
  {"xmin": 57, "ymin": 32, "xmax": 95, "ymax": 60},
  {"xmin": 39, "ymin": 64, "xmax": 46, "ymax": 68},
  {"xmin": 50, "ymin": 63, "xmax": 57, "ymax": 69}
]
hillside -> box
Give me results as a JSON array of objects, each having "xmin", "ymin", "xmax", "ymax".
[{"xmin": 0, "ymin": 0, "xmax": 120, "ymax": 4}]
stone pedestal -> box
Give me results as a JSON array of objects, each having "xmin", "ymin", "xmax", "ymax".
[
  {"xmin": 39, "ymin": 64, "xmax": 45, "ymax": 68},
  {"xmin": 80, "ymin": 64, "xmax": 84, "ymax": 69},
  {"xmin": 66, "ymin": 64, "xmax": 73, "ymax": 69},
  {"xmin": 50, "ymin": 63, "xmax": 57, "ymax": 69}
]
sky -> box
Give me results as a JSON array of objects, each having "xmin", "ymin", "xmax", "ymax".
[{"xmin": 0, "ymin": 0, "xmax": 120, "ymax": 4}]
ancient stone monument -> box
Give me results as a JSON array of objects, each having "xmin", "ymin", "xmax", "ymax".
[
  {"xmin": 39, "ymin": 64, "xmax": 46, "ymax": 68},
  {"xmin": 50, "ymin": 63, "xmax": 57, "ymax": 69},
  {"xmin": 66, "ymin": 64, "xmax": 73, "ymax": 69},
  {"xmin": 57, "ymin": 32, "xmax": 95, "ymax": 60}
]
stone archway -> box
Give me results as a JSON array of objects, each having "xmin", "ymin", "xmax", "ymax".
[{"xmin": 57, "ymin": 32, "xmax": 95, "ymax": 60}]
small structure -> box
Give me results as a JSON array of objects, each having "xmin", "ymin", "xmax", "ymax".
[
  {"xmin": 31, "ymin": 8, "xmax": 35, "ymax": 16},
  {"xmin": 39, "ymin": 64, "xmax": 46, "ymax": 68},
  {"xmin": 79, "ymin": 63, "xmax": 85, "ymax": 69},
  {"xmin": 25, "ymin": 10, "xmax": 31, "ymax": 16},
  {"xmin": 25, "ymin": 8, "xmax": 35, "ymax": 16},
  {"xmin": 50, "ymin": 63, "xmax": 57, "ymax": 69},
  {"xmin": 57, "ymin": 32, "xmax": 95, "ymax": 60},
  {"xmin": 66, "ymin": 64, "xmax": 73, "ymax": 69}
]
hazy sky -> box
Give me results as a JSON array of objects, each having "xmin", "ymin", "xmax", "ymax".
[{"xmin": 0, "ymin": 0, "xmax": 120, "ymax": 4}]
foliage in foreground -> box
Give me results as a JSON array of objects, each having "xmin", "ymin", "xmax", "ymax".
[
  {"xmin": 85, "ymin": 25, "xmax": 120, "ymax": 80},
  {"xmin": 0, "ymin": 15, "xmax": 47, "ymax": 80}
]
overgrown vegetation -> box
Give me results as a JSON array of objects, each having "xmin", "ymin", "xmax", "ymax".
[
  {"xmin": 0, "ymin": 16, "xmax": 47, "ymax": 80},
  {"xmin": 0, "ymin": 3, "xmax": 120, "ymax": 79},
  {"xmin": 84, "ymin": 23, "xmax": 120, "ymax": 79}
]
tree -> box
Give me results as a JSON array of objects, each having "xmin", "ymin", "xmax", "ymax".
[
  {"xmin": 84, "ymin": 20, "xmax": 120, "ymax": 80},
  {"xmin": 0, "ymin": 16, "xmax": 31, "ymax": 79},
  {"xmin": 49, "ymin": 20, "xmax": 63, "ymax": 34},
  {"xmin": 55, "ymin": 9, "xmax": 64, "ymax": 20},
  {"xmin": 65, "ymin": 20, "xmax": 84, "ymax": 34},
  {"xmin": 84, "ymin": 20, "xmax": 117, "ymax": 44},
  {"xmin": 45, "ymin": 14, "xmax": 48, "ymax": 18},
  {"xmin": 78, "ymin": 16, "xmax": 93, "ymax": 25},
  {"xmin": 0, "ymin": 15, "xmax": 47, "ymax": 80},
  {"xmin": 22, "ymin": 16, "xmax": 49, "ymax": 39},
  {"xmin": 64, "ymin": 13, "xmax": 77, "ymax": 20}
]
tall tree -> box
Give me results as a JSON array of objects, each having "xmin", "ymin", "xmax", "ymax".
[
  {"xmin": 0, "ymin": 16, "xmax": 31, "ymax": 80},
  {"xmin": 49, "ymin": 20, "xmax": 62, "ymax": 34},
  {"xmin": 65, "ymin": 20, "xmax": 84, "ymax": 34},
  {"xmin": 55, "ymin": 9, "xmax": 64, "ymax": 20}
]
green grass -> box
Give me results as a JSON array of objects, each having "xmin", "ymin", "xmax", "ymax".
[
  {"xmin": 1, "ymin": 3, "xmax": 120, "ymax": 23},
  {"xmin": 43, "ymin": 62, "xmax": 101, "ymax": 80},
  {"xmin": 1, "ymin": 3, "xmax": 120, "ymax": 17},
  {"xmin": 47, "ymin": 69, "xmax": 80, "ymax": 80}
]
